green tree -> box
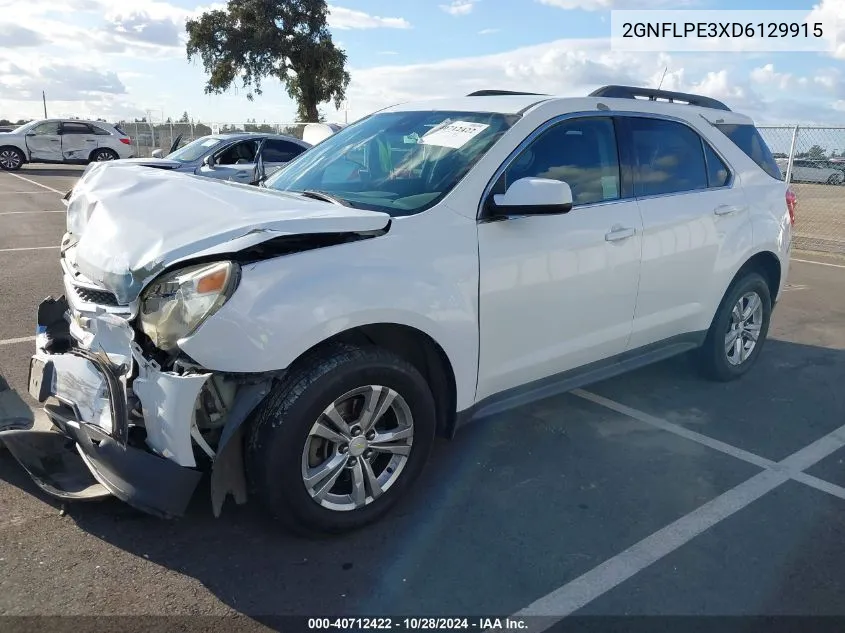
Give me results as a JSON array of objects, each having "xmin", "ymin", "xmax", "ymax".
[
  {"xmin": 179, "ymin": 111, "xmax": 190, "ymax": 123},
  {"xmin": 807, "ymin": 144, "xmax": 827, "ymax": 160},
  {"xmin": 186, "ymin": 0, "xmax": 350, "ymax": 123}
]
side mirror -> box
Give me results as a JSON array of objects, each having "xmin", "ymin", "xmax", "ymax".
[
  {"xmin": 490, "ymin": 177, "xmax": 573, "ymax": 216},
  {"xmin": 151, "ymin": 149, "xmax": 164, "ymax": 159},
  {"xmin": 203, "ymin": 154, "xmax": 216, "ymax": 168}
]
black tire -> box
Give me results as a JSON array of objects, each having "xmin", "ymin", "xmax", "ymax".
[
  {"xmin": 89, "ymin": 148, "xmax": 118, "ymax": 163},
  {"xmin": 245, "ymin": 342, "xmax": 437, "ymax": 536},
  {"xmin": 827, "ymin": 174, "xmax": 841, "ymax": 185},
  {"xmin": 697, "ymin": 271, "xmax": 772, "ymax": 382},
  {"xmin": 0, "ymin": 146, "xmax": 25, "ymax": 171}
]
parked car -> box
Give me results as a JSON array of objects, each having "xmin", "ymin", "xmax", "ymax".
[
  {"xmin": 0, "ymin": 119, "xmax": 133, "ymax": 170},
  {"xmin": 95, "ymin": 132, "xmax": 312, "ymax": 186},
  {"xmin": 2, "ymin": 85, "xmax": 792, "ymax": 536},
  {"xmin": 776, "ymin": 157, "xmax": 844, "ymax": 184}
]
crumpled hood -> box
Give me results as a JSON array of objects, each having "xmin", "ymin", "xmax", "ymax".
[{"xmin": 66, "ymin": 162, "xmax": 391, "ymax": 304}]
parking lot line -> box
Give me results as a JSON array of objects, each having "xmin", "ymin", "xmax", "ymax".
[
  {"xmin": 0, "ymin": 246, "xmax": 60, "ymax": 253},
  {"xmin": 792, "ymin": 258, "xmax": 845, "ymax": 269},
  {"xmin": 572, "ymin": 389, "xmax": 776, "ymax": 469},
  {"xmin": 511, "ymin": 469, "xmax": 789, "ymax": 628},
  {"xmin": 0, "ymin": 191, "xmax": 59, "ymax": 195},
  {"xmin": 510, "ymin": 413, "xmax": 845, "ymax": 630},
  {"xmin": 2, "ymin": 172, "xmax": 66, "ymax": 195},
  {"xmin": 0, "ymin": 335, "xmax": 34, "ymax": 347}
]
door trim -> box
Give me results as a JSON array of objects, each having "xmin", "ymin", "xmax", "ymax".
[{"xmin": 450, "ymin": 330, "xmax": 706, "ymax": 436}]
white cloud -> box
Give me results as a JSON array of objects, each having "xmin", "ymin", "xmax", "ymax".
[
  {"xmin": 749, "ymin": 64, "xmax": 797, "ymax": 90},
  {"xmin": 478, "ymin": 28, "xmax": 500, "ymax": 35},
  {"xmin": 808, "ymin": 0, "xmax": 845, "ymax": 59},
  {"xmin": 440, "ymin": 0, "xmax": 478, "ymax": 16},
  {"xmin": 378, "ymin": 51, "xmax": 399, "ymax": 56},
  {"xmin": 327, "ymin": 6, "xmax": 411, "ymax": 30},
  {"xmin": 0, "ymin": 24, "xmax": 47, "ymax": 47}
]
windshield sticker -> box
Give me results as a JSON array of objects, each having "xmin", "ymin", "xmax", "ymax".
[
  {"xmin": 420, "ymin": 121, "xmax": 490, "ymax": 149},
  {"xmin": 403, "ymin": 133, "xmax": 421, "ymax": 144},
  {"xmin": 201, "ymin": 139, "xmax": 219, "ymax": 147}
]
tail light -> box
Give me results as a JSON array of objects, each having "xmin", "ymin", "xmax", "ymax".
[
  {"xmin": 119, "ymin": 137, "xmax": 131, "ymax": 145},
  {"xmin": 785, "ymin": 187, "xmax": 796, "ymax": 225}
]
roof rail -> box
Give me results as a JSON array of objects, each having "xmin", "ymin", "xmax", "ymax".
[
  {"xmin": 466, "ymin": 90, "xmax": 548, "ymax": 97},
  {"xmin": 589, "ymin": 85, "xmax": 731, "ymax": 112}
]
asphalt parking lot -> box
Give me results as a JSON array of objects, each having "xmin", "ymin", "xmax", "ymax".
[{"xmin": 1, "ymin": 164, "xmax": 845, "ymax": 628}]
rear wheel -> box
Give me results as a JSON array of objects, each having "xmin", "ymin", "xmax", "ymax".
[
  {"xmin": 245, "ymin": 343, "xmax": 437, "ymax": 536},
  {"xmin": 697, "ymin": 271, "xmax": 772, "ymax": 382},
  {"xmin": 90, "ymin": 148, "xmax": 118, "ymax": 162},
  {"xmin": 0, "ymin": 147, "xmax": 24, "ymax": 171}
]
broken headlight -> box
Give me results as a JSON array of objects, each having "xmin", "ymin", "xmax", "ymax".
[{"xmin": 139, "ymin": 261, "xmax": 240, "ymax": 352}]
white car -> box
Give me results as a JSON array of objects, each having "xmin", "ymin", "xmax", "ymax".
[
  {"xmin": 0, "ymin": 119, "xmax": 133, "ymax": 170},
  {"xmin": 776, "ymin": 157, "xmax": 844, "ymax": 185},
  {"xmin": 2, "ymin": 86, "xmax": 792, "ymax": 535}
]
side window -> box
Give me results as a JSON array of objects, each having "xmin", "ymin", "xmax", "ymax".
[
  {"xmin": 61, "ymin": 122, "xmax": 93, "ymax": 135},
  {"xmin": 703, "ymin": 143, "xmax": 730, "ymax": 188},
  {"xmin": 30, "ymin": 121, "xmax": 60, "ymax": 135},
  {"xmin": 91, "ymin": 125, "xmax": 112, "ymax": 136},
  {"xmin": 504, "ymin": 117, "xmax": 620, "ymax": 206},
  {"xmin": 216, "ymin": 140, "xmax": 258, "ymax": 165},
  {"xmin": 627, "ymin": 117, "xmax": 708, "ymax": 197},
  {"xmin": 262, "ymin": 139, "xmax": 306, "ymax": 163},
  {"xmin": 714, "ymin": 123, "xmax": 783, "ymax": 181}
]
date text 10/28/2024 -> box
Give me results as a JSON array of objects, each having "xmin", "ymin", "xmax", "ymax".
[{"xmin": 307, "ymin": 618, "xmax": 528, "ymax": 631}]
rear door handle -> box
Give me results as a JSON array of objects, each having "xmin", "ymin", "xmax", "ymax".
[
  {"xmin": 714, "ymin": 204, "xmax": 744, "ymax": 216},
  {"xmin": 605, "ymin": 226, "xmax": 636, "ymax": 242}
]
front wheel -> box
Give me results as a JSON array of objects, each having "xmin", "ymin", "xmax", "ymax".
[
  {"xmin": 697, "ymin": 271, "xmax": 772, "ymax": 382},
  {"xmin": 0, "ymin": 147, "xmax": 24, "ymax": 171},
  {"xmin": 245, "ymin": 343, "xmax": 437, "ymax": 536}
]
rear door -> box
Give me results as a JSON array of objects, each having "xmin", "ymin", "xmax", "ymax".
[
  {"xmin": 620, "ymin": 115, "xmax": 750, "ymax": 351},
  {"xmin": 24, "ymin": 121, "xmax": 62, "ymax": 161},
  {"xmin": 60, "ymin": 121, "xmax": 98, "ymax": 161}
]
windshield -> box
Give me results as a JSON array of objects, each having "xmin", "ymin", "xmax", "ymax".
[
  {"xmin": 264, "ymin": 110, "xmax": 518, "ymax": 216},
  {"xmin": 166, "ymin": 136, "xmax": 223, "ymax": 162},
  {"xmin": 11, "ymin": 121, "xmax": 36, "ymax": 134}
]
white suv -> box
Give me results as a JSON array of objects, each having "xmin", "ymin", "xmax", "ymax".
[
  {"xmin": 0, "ymin": 119, "xmax": 133, "ymax": 170},
  {"xmin": 3, "ymin": 86, "xmax": 793, "ymax": 535}
]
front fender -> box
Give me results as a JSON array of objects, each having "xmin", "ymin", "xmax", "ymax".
[{"xmin": 179, "ymin": 222, "xmax": 480, "ymax": 409}]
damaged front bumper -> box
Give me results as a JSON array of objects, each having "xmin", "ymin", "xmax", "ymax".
[{"xmin": 0, "ymin": 295, "xmax": 266, "ymax": 519}]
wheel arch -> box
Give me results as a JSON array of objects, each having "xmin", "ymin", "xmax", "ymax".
[
  {"xmin": 285, "ymin": 323, "xmax": 459, "ymax": 439},
  {"xmin": 88, "ymin": 146, "xmax": 118, "ymax": 162},
  {"xmin": 0, "ymin": 144, "xmax": 27, "ymax": 165}
]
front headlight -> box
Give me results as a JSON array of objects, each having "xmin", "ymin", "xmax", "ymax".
[{"xmin": 139, "ymin": 261, "xmax": 240, "ymax": 351}]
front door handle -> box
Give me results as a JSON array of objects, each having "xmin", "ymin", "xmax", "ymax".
[
  {"xmin": 605, "ymin": 226, "xmax": 636, "ymax": 242},
  {"xmin": 714, "ymin": 204, "xmax": 744, "ymax": 216}
]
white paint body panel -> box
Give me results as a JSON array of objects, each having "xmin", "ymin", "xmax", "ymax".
[{"xmin": 57, "ymin": 92, "xmax": 791, "ymax": 449}]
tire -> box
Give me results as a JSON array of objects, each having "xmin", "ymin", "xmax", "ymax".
[
  {"xmin": 245, "ymin": 342, "xmax": 437, "ymax": 536},
  {"xmin": 0, "ymin": 146, "xmax": 24, "ymax": 171},
  {"xmin": 697, "ymin": 271, "xmax": 772, "ymax": 382},
  {"xmin": 90, "ymin": 148, "xmax": 118, "ymax": 162}
]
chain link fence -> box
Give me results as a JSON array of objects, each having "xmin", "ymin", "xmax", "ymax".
[
  {"xmin": 758, "ymin": 126, "xmax": 845, "ymax": 254},
  {"xmin": 118, "ymin": 120, "xmax": 314, "ymax": 158}
]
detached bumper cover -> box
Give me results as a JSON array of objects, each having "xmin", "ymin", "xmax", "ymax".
[{"xmin": 0, "ymin": 295, "xmax": 203, "ymax": 518}]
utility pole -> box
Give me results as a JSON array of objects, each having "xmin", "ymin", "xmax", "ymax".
[{"xmin": 42, "ymin": 91, "xmax": 47, "ymax": 118}]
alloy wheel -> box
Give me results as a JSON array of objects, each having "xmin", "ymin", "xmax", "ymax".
[
  {"xmin": 0, "ymin": 149, "xmax": 21, "ymax": 169},
  {"xmin": 724, "ymin": 291, "xmax": 764, "ymax": 366},
  {"xmin": 301, "ymin": 385, "xmax": 414, "ymax": 512}
]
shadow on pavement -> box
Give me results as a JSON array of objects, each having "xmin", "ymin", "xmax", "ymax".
[
  {"xmin": 20, "ymin": 166, "xmax": 85, "ymax": 179},
  {"xmin": 0, "ymin": 338, "xmax": 843, "ymax": 620}
]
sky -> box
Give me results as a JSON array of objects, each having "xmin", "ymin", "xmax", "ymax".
[{"xmin": 0, "ymin": 0, "xmax": 843, "ymax": 127}]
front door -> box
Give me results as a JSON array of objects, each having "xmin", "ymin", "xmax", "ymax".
[
  {"xmin": 476, "ymin": 116, "xmax": 643, "ymax": 401},
  {"xmin": 198, "ymin": 139, "xmax": 260, "ymax": 182},
  {"xmin": 24, "ymin": 121, "xmax": 62, "ymax": 161},
  {"xmin": 60, "ymin": 121, "xmax": 98, "ymax": 161}
]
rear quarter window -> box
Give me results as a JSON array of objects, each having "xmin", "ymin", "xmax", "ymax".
[{"xmin": 714, "ymin": 123, "xmax": 783, "ymax": 181}]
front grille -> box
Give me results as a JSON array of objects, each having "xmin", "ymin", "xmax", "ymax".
[{"xmin": 73, "ymin": 285, "xmax": 120, "ymax": 307}]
